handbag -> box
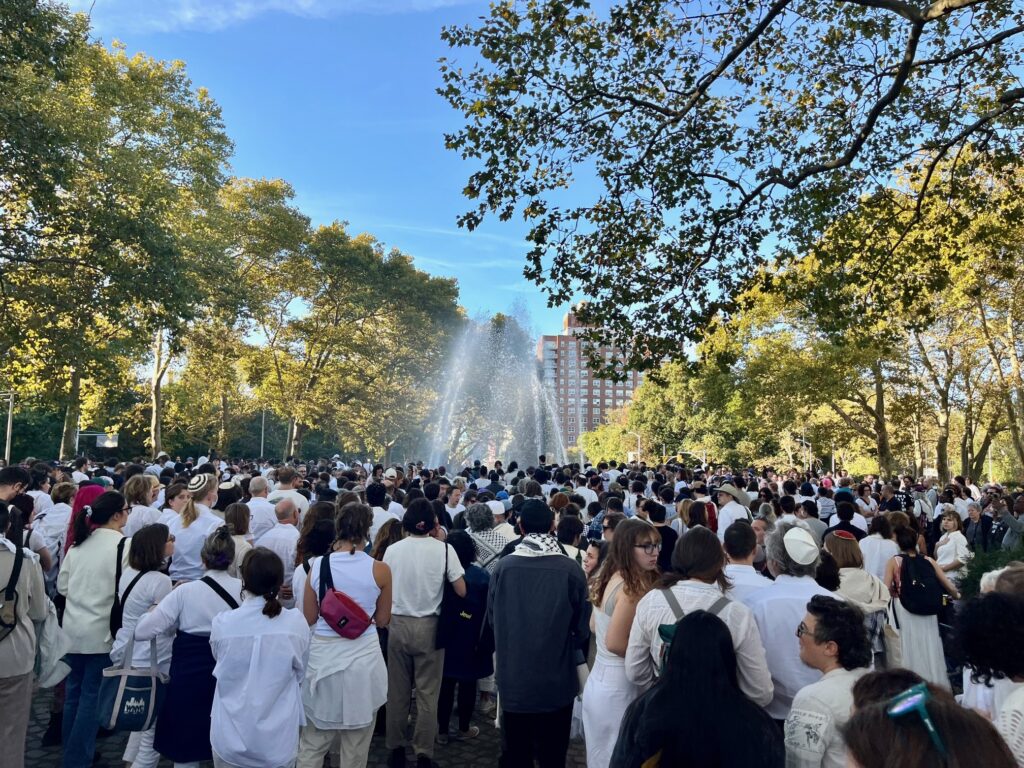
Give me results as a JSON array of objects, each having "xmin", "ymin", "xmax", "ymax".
[
  {"xmin": 317, "ymin": 553, "xmax": 372, "ymax": 639},
  {"xmin": 97, "ymin": 635, "xmax": 167, "ymax": 732},
  {"xmin": 436, "ymin": 541, "xmax": 458, "ymax": 650},
  {"xmin": 883, "ymin": 599, "xmax": 903, "ymax": 668}
]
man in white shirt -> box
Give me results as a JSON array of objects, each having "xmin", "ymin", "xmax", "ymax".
[
  {"xmin": 382, "ymin": 500, "xmax": 465, "ymax": 768},
  {"xmin": 575, "ymin": 476, "xmax": 599, "ymax": 508},
  {"xmin": 715, "ymin": 483, "xmax": 752, "ymax": 542},
  {"xmin": 70, "ymin": 457, "xmax": 90, "ymax": 485},
  {"xmin": 785, "ymin": 596, "xmax": 870, "ymax": 768},
  {"xmin": 747, "ymin": 524, "xmax": 835, "ymax": 721},
  {"xmin": 258, "ymin": 499, "xmax": 300, "ymax": 607},
  {"xmin": 266, "ymin": 467, "xmax": 309, "ymax": 523},
  {"xmin": 487, "ymin": 500, "xmax": 518, "ymax": 541},
  {"xmin": 367, "ymin": 482, "xmax": 402, "ymax": 542},
  {"xmin": 723, "ymin": 521, "xmax": 770, "ymax": 606},
  {"xmin": 246, "ymin": 476, "xmax": 277, "ymax": 544}
]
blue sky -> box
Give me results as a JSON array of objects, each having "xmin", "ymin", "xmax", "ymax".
[{"xmin": 67, "ymin": 0, "xmax": 575, "ymax": 337}]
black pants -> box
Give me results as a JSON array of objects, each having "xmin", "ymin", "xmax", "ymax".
[
  {"xmin": 437, "ymin": 676, "xmax": 477, "ymax": 733},
  {"xmin": 499, "ymin": 704, "xmax": 573, "ymax": 768}
]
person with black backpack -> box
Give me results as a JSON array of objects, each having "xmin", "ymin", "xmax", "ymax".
[
  {"xmin": 883, "ymin": 525, "xmax": 959, "ymax": 689},
  {"xmin": 0, "ymin": 497, "xmax": 49, "ymax": 768}
]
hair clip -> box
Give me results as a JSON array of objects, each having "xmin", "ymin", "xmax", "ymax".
[{"xmin": 84, "ymin": 506, "xmax": 93, "ymax": 518}]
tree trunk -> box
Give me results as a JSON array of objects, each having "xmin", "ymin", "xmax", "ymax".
[
  {"xmin": 871, "ymin": 361, "xmax": 896, "ymax": 476},
  {"xmin": 935, "ymin": 410, "xmax": 950, "ymax": 484},
  {"xmin": 217, "ymin": 390, "xmax": 230, "ymax": 454},
  {"xmin": 289, "ymin": 422, "xmax": 306, "ymax": 459},
  {"xmin": 150, "ymin": 331, "xmax": 165, "ymax": 458},
  {"xmin": 59, "ymin": 370, "xmax": 82, "ymax": 460},
  {"xmin": 283, "ymin": 417, "xmax": 296, "ymax": 461}
]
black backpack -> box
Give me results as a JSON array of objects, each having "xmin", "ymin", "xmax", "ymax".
[{"xmin": 898, "ymin": 555, "xmax": 944, "ymax": 616}]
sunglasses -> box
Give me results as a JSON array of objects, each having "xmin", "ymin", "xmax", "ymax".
[
  {"xmin": 634, "ymin": 543, "xmax": 662, "ymax": 555},
  {"xmin": 886, "ymin": 683, "xmax": 947, "ymax": 757}
]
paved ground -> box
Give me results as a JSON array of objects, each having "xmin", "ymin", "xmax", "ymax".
[{"xmin": 26, "ymin": 689, "xmax": 587, "ymax": 767}]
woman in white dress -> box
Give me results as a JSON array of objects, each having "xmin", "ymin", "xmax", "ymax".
[
  {"xmin": 934, "ymin": 509, "xmax": 971, "ymax": 582},
  {"xmin": 884, "ymin": 525, "xmax": 959, "ymax": 689},
  {"xmin": 581, "ymin": 519, "xmax": 661, "ymax": 768}
]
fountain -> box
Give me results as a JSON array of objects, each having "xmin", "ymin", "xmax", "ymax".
[{"xmin": 423, "ymin": 307, "xmax": 568, "ymax": 469}]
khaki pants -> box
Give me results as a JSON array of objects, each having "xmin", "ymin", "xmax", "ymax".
[
  {"xmin": 296, "ymin": 717, "xmax": 375, "ymax": 768},
  {"xmin": 0, "ymin": 673, "xmax": 33, "ymax": 768},
  {"xmin": 385, "ymin": 615, "xmax": 445, "ymax": 759}
]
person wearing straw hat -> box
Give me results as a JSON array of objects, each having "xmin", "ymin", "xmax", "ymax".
[{"xmin": 715, "ymin": 483, "xmax": 752, "ymax": 542}]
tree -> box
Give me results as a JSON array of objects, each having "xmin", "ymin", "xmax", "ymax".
[
  {"xmin": 441, "ymin": 0, "xmax": 1024, "ymax": 373},
  {"xmin": 1, "ymin": 34, "xmax": 231, "ymax": 458}
]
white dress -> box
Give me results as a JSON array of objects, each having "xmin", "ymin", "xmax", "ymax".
[
  {"xmin": 892, "ymin": 556, "xmax": 949, "ymax": 690},
  {"xmin": 582, "ymin": 581, "xmax": 642, "ymax": 768}
]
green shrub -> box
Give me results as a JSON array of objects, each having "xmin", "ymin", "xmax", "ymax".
[{"xmin": 959, "ymin": 545, "xmax": 1024, "ymax": 599}]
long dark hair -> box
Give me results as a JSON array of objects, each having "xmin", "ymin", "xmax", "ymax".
[
  {"xmin": 241, "ymin": 548, "xmax": 284, "ymax": 618},
  {"xmin": 621, "ymin": 610, "xmax": 784, "ymax": 766},
  {"xmin": 71, "ymin": 491, "xmax": 125, "ymax": 547}
]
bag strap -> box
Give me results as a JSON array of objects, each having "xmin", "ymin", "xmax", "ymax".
[
  {"xmin": 318, "ymin": 553, "xmax": 333, "ymax": 604},
  {"xmin": 201, "ymin": 576, "xmax": 239, "ymax": 609},
  {"xmin": 708, "ymin": 595, "xmax": 731, "ymax": 616},
  {"xmin": 114, "ymin": 537, "xmax": 127, "ymax": 593},
  {"xmin": 119, "ymin": 570, "xmax": 146, "ymax": 610},
  {"xmin": 661, "ymin": 587, "xmax": 685, "ymax": 621},
  {"xmin": 4, "ymin": 544, "xmax": 24, "ymax": 603}
]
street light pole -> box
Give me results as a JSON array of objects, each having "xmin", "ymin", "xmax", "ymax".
[
  {"xmin": 1, "ymin": 392, "xmax": 13, "ymax": 464},
  {"xmin": 260, "ymin": 408, "xmax": 266, "ymax": 458},
  {"xmin": 628, "ymin": 431, "xmax": 641, "ymax": 464}
]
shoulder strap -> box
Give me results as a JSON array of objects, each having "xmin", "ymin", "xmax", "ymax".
[
  {"xmin": 201, "ymin": 576, "xmax": 240, "ymax": 609},
  {"xmin": 4, "ymin": 545, "xmax": 24, "ymax": 602},
  {"xmin": 120, "ymin": 570, "xmax": 146, "ymax": 607},
  {"xmin": 555, "ymin": 541, "xmax": 569, "ymax": 556},
  {"xmin": 318, "ymin": 553, "xmax": 333, "ymax": 604},
  {"xmin": 661, "ymin": 587, "xmax": 685, "ymax": 620},
  {"xmin": 708, "ymin": 595, "xmax": 731, "ymax": 616},
  {"xmin": 604, "ymin": 579, "xmax": 626, "ymax": 617},
  {"xmin": 114, "ymin": 537, "xmax": 127, "ymax": 590}
]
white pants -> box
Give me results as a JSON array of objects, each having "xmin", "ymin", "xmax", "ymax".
[
  {"xmin": 122, "ymin": 726, "xmax": 160, "ymax": 768},
  {"xmin": 581, "ymin": 659, "xmax": 642, "ymax": 768},
  {"xmin": 296, "ymin": 716, "xmax": 376, "ymax": 768}
]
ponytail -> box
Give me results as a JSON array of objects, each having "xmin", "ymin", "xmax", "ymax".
[
  {"xmin": 182, "ymin": 474, "xmax": 217, "ymax": 528},
  {"xmin": 262, "ymin": 593, "xmax": 283, "ymax": 618},
  {"xmin": 71, "ymin": 491, "xmax": 125, "ymax": 547},
  {"xmin": 0, "ymin": 503, "xmax": 23, "ymax": 549},
  {"xmin": 240, "ymin": 547, "xmax": 285, "ymax": 619}
]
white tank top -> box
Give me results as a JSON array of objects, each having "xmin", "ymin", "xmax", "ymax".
[
  {"xmin": 595, "ymin": 579, "xmax": 627, "ymax": 666},
  {"xmin": 309, "ymin": 550, "xmax": 380, "ymax": 638}
]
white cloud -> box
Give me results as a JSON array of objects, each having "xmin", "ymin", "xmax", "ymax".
[{"xmin": 66, "ymin": 0, "xmax": 476, "ymax": 34}]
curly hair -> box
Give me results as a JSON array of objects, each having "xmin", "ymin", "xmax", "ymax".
[
  {"xmin": 956, "ymin": 592, "xmax": 1024, "ymax": 685},
  {"xmin": 807, "ymin": 595, "xmax": 870, "ymax": 670}
]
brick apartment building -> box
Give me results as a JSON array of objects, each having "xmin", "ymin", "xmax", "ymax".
[{"xmin": 536, "ymin": 312, "xmax": 644, "ymax": 450}]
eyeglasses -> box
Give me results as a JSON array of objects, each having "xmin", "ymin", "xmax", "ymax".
[
  {"xmin": 634, "ymin": 543, "xmax": 662, "ymax": 555},
  {"xmin": 167, "ymin": 535, "xmax": 176, "ymax": 543},
  {"xmin": 796, "ymin": 621, "xmax": 809, "ymax": 638},
  {"xmin": 886, "ymin": 683, "xmax": 947, "ymax": 757}
]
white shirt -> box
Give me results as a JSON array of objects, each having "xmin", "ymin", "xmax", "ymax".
[
  {"xmin": 210, "ymin": 599, "xmax": 310, "ymax": 768},
  {"xmin": 724, "ymin": 563, "xmax": 771, "ymax": 606},
  {"xmin": 110, "ymin": 568, "xmax": 174, "ymax": 672},
  {"xmin": 625, "ymin": 580, "xmax": 773, "ymax": 706},
  {"xmin": 716, "ymin": 500, "xmax": 751, "ymax": 540},
  {"xmin": 387, "ymin": 500, "xmax": 405, "ymax": 519},
  {"xmin": 858, "ymin": 534, "xmax": 899, "ymax": 581},
  {"xmin": 72, "ymin": 471, "xmax": 90, "ymax": 485},
  {"xmin": 785, "ymin": 667, "xmax": 867, "ymax": 768},
  {"xmin": 576, "ymin": 486, "xmax": 599, "ymax": 508},
  {"xmin": 135, "ymin": 569, "xmax": 243, "ymax": 638},
  {"xmin": 260, "ymin": 524, "xmax": 300, "ymax": 604},
  {"xmin": 34, "ymin": 502, "xmax": 71, "ymax": 563},
  {"xmin": 123, "ymin": 504, "xmax": 162, "ymax": 538},
  {"xmin": 247, "ymin": 497, "xmax": 277, "ymax": 544},
  {"xmin": 58, "ymin": 528, "xmax": 130, "ymax": 654},
  {"xmin": 747, "ymin": 575, "xmax": 837, "ymax": 719},
  {"xmin": 27, "ymin": 489, "xmax": 53, "ymax": 516},
  {"xmin": 266, "ymin": 488, "xmax": 310, "ymax": 523},
  {"xmin": 370, "ymin": 506, "xmax": 401, "ymax": 543},
  {"xmin": 167, "ymin": 506, "xmax": 224, "ymax": 582},
  {"xmin": 849, "ymin": 511, "xmax": 869, "ymax": 533},
  {"xmin": 935, "ymin": 530, "xmax": 971, "ymax": 579},
  {"xmin": 383, "ymin": 536, "xmax": 464, "ymax": 617}
]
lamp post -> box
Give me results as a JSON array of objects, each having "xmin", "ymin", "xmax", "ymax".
[{"xmin": 1, "ymin": 392, "xmax": 13, "ymax": 464}]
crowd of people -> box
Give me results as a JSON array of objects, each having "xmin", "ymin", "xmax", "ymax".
[{"xmin": 2, "ymin": 452, "xmax": 1024, "ymax": 767}]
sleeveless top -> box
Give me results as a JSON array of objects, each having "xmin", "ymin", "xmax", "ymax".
[
  {"xmin": 595, "ymin": 579, "xmax": 627, "ymax": 666},
  {"xmin": 309, "ymin": 550, "xmax": 380, "ymax": 638}
]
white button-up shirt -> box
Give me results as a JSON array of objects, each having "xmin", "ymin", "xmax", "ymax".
[
  {"xmin": 167, "ymin": 506, "xmax": 224, "ymax": 583},
  {"xmin": 716, "ymin": 501, "xmax": 751, "ymax": 540},
  {"xmin": 210, "ymin": 599, "xmax": 310, "ymax": 768},
  {"xmin": 785, "ymin": 667, "xmax": 867, "ymax": 768},
  {"xmin": 260, "ymin": 523, "xmax": 300, "ymax": 577},
  {"xmin": 124, "ymin": 504, "xmax": 162, "ymax": 538},
  {"xmin": 135, "ymin": 569, "xmax": 243, "ymax": 639},
  {"xmin": 858, "ymin": 534, "xmax": 899, "ymax": 581},
  {"xmin": 724, "ymin": 563, "xmax": 771, "ymax": 606},
  {"xmin": 747, "ymin": 575, "xmax": 837, "ymax": 719},
  {"xmin": 247, "ymin": 497, "xmax": 278, "ymax": 544},
  {"xmin": 625, "ymin": 579, "xmax": 773, "ymax": 706}
]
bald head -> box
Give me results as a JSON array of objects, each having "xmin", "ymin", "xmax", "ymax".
[
  {"xmin": 275, "ymin": 498, "xmax": 297, "ymax": 523},
  {"xmin": 249, "ymin": 476, "xmax": 268, "ymax": 496}
]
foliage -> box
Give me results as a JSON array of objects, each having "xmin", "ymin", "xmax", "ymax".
[
  {"xmin": 959, "ymin": 544, "xmax": 1024, "ymax": 600},
  {"xmin": 441, "ymin": 0, "xmax": 1024, "ymax": 375}
]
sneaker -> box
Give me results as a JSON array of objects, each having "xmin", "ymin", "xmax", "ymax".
[
  {"xmin": 477, "ymin": 696, "xmax": 497, "ymax": 715},
  {"xmin": 388, "ymin": 747, "xmax": 407, "ymax": 768},
  {"xmin": 436, "ymin": 733, "xmax": 450, "ymax": 746},
  {"xmin": 453, "ymin": 725, "xmax": 480, "ymax": 741}
]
